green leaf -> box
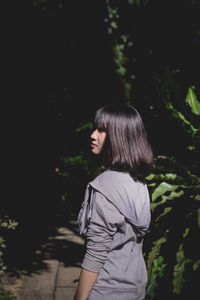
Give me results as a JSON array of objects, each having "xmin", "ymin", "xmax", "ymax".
[
  {"xmin": 152, "ymin": 182, "xmax": 179, "ymax": 202},
  {"xmin": 147, "ymin": 236, "xmax": 167, "ymax": 278},
  {"xmin": 197, "ymin": 208, "xmax": 200, "ymax": 228},
  {"xmin": 156, "ymin": 256, "xmax": 164, "ymax": 265},
  {"xmin": 193, "ymin": 259, "xmax": 200, "ymax": 271},
  {"xmin": 155, "ymin": 207, "xmax": 172, "ymax": 221},
  {"xmin": 76, "ymin": 122, "xmax": 93, "ymax": 133},
  {"xmin": 185, "ymin": 86, "xmax": 200, "ymax": 116},
  {"xmin": 173, "ymin": 244, "xmax": 188, "ymax": 294},
  {"xmin": 146, "ymin": 173, "xmax": 184, "ymax": 183},
  {"xmin": 151, "ymin": 199, "xmax": 167, "ymax": 212},
  {"xmin": 162, "ymin": 190, "xmax": 184, "ymax": 201}
]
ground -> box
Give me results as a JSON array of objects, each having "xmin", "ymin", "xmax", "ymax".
[{"xmin": 0, "ymin": 223, "xmax": 84, "ymax": 300}]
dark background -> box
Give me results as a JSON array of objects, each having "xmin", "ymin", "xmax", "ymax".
[{"xmin": 2, "ymin": 2, "xmax": 199, "ymax": 291}]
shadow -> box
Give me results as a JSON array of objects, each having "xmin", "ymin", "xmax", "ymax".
[{"xmin": 2, "ymin": 213, "xmax": 85, "ymax": 278}]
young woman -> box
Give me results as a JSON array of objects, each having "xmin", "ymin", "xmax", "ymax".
[{"xmin": 74, "ymin": 104, "xmax": 154, "ymax": 300}]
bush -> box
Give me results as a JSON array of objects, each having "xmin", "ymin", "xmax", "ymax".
[
  {"xmin": 0, "ymin": 216, "xmax": 18, "ymax": 275},
  {"xmin": 144, "ymin": 85, "xmax": 200, "ymax": 299}
]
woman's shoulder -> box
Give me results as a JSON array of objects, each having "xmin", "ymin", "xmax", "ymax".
[
  {"xmin": 89, "ymin": 170, "xmax": 145, "ymax": 190},
  {"xmin": 92, "ymin": 170, "xmax": 130, "ymax": 183}
]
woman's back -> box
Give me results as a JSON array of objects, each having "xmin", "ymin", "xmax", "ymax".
[{"xmin": 78, "ymin": 170, "xmax": 151, "ymax": 300}]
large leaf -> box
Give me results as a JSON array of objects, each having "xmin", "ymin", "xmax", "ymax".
[
  {"xmin": 152, "ymin": 182, "xmax": 179, "ymax": 202},
  {"xmin": 185, "ymin": 86, "xmax": 200, "ymax": 116}
]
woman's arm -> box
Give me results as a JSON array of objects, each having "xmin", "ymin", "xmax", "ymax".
[
  {"xmin": 73, "ymin": 268, "xmax": 99, "ymax": 300},
  {"xmin": 74, "ymin": 191, "xmax": 124, "ymax": 300}
]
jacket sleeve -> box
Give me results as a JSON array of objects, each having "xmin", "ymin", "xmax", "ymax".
[{"xmin": 81, "ymin": 190, "xmax": 124, "ymax": 273}]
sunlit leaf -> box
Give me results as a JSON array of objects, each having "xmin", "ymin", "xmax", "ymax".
[
  {"xmin": 173, "ymin": 244, "xmax": 187, "ymax": 294},
  {"xmin": 185, "ymin": 86, "xmax": 200, "ymax": 116},
  {"xmin": 152, "ymin": 182, "xmax": 179, "ymax": 202},
  {"xmin": 146, "ymin": 173, "xmax": 183, "ymax": 182}
]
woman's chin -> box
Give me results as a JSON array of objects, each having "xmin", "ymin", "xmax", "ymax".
[{"xmin": 91, "ymin": 148, "xmax": 100, "ymax": 155}]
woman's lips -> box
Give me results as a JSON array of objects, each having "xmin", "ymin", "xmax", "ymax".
[{"xmin": 91, "ymin": 143, "xmax": 97, "ymax": 148}]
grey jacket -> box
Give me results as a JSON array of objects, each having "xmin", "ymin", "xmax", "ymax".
[{"xmin": 78, "ymin": 170, "xmax": 151, "ymax": 300}]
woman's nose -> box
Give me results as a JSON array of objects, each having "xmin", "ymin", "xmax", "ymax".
[{"xmin": 91, "ymin": 129, "xmax": 97, "ymax": 139}]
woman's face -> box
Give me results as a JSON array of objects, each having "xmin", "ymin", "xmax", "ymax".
[{"xmin": 90, "ymin": 129, "xmax": 106, "ymax": 154}]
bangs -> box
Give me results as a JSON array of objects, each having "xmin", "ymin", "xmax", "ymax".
[{"xmin": 95, "ymin": 108, "xmax": 108, "ymax": 132}]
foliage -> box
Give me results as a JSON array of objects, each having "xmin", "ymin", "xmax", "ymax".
[
  {"xmin": 113, "ymin": 36, "xmax": 132, "ymax": 100},
  {"xmin": 104, "ymin": 3, "xmax": 200, "ymax": 296},
  {"xmin": 76, "ymin": 123, "xmax": 93, "ymax": 133},
  {"xmin": 58, "ymin": 146, "xmax": 101, "ymax": 216},
  {"xmin": 0, "ymin": 217, "xmax": 18, "ymax": 275},
  {"xmin": 105, "ymin": 0, "xmax": 119, "ymax": 35},
  {"xmin": 60, "ymin": 154, "xmax": 90, "ymax": 176},
  {"xmin": 144, "ymin": 86, "xmax": 200, "ymax": 299},
  {"xmin": 185, "ymin": 86, "xmax": 200, "ymax": 116},
  {"xmin": 128, "ymin": 0, "xmax": 150, "ymax": 5},
  {"xmin": 146, "ymin": 256, "xmax": 166, "ymax": 299},
  {"xmin": 155, "ymin": 67, "xmax": 200, "ymax": 143},
  {"xmin": 104, "ymin": 0, "xmax": 200, "ymax": 158},
  {"xmin": 105, "ymin": 0, "xmax": 134, "ymax": 101},
  {"xmin": 0, "ymin": 286, "xmax": 17, "ymax": 300}
]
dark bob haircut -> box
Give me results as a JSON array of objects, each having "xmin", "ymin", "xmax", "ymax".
[{"xmin": 94, "ymin": 104, "xmax": 154, "ymax": 182}]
